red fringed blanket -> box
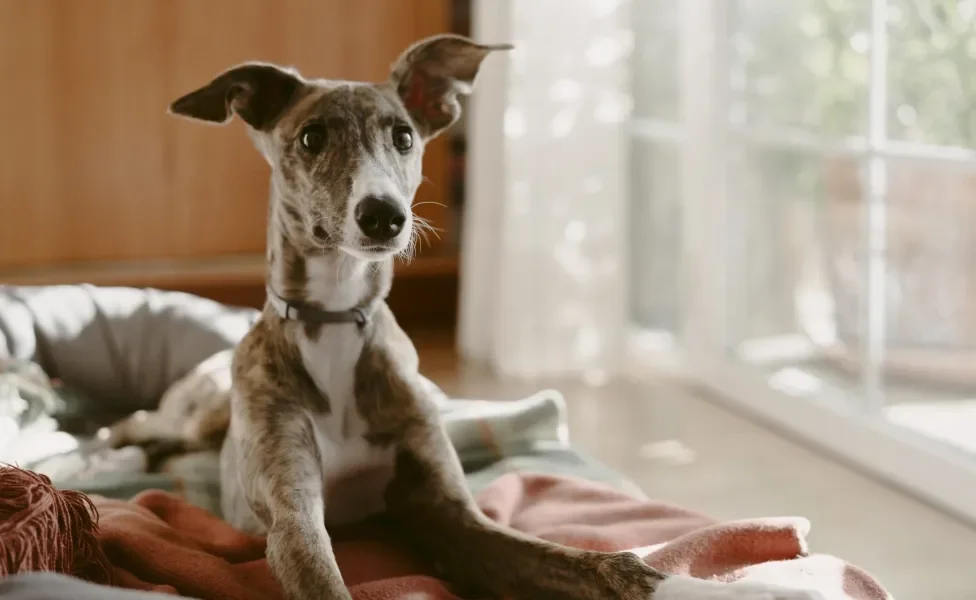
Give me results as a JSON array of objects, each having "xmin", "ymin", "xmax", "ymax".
[{"xmin": 0, "ymin": 466, "xmax": 891, "ymax": 599}]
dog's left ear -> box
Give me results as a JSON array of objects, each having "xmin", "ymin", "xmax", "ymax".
[{"xmin": 390, "ymin": 34, "xmax": 512, "ymax": 140}]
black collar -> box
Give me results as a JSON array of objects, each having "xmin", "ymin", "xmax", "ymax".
[{"xmin": 266, "ymin": 287, "xmax": 371, "ymax": 329}]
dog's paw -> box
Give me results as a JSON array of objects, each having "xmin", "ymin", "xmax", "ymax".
[{"xmin": 654, "ymin": 576, "xmax": 829, "ymax": 600}]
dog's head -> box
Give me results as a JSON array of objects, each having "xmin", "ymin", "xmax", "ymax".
[{"xmin": 169, "ymin": 34, "xmax": 509, "ymax": 260}]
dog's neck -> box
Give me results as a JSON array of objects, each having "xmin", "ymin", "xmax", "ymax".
[
  {"xmin": 264, "ymin": 193, "xmax": 393, "ymax": 318},
  {"xmin": 262, "ymin": 189, "xmax": 398, "ymax": 434}
]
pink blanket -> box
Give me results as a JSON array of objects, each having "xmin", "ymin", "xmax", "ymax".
[{"xmin": 91, "ymin": 472, "xmax": 891, "ymax": 599}]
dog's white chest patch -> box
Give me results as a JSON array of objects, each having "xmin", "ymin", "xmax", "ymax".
[
  {"xmin": 298, "ymin": 325, "xmax": 362, "ymax": 431},
  {"xmin": 297, "ymin": 258, "xmax": 396, "ymax": 525},
  {"xmin": 315, "ymin": 424, "xmax": 395, "ymax": 526},
  {"xmin": 299, "ymin": 331, "xmax": 396, "ymax": 526}
]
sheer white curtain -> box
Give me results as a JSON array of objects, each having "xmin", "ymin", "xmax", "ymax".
[{"xmin": 458, "ymin": 0, "xmax": 633, "ymax": 378}]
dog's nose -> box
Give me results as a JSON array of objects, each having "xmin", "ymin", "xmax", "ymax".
[{"xmin": 355, "ymin": 196, "xmax": 406, "ymax": 241}]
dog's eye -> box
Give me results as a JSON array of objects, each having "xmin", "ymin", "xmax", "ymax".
[
  {"xmin": 392, "ymin": 125, "xmax": 413, "ymax": 153},
  {"xmin": 300, "ymin": 124, "xmax": 327, "ymax": 154}
]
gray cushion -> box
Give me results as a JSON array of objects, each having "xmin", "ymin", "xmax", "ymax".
[
  {"xmin": 0, "ymin": 285, "xmax": 257, "ymax": 413},
  {"xmin": 0, "ymin": 573, "xmax": 178, "ymax": 600}
]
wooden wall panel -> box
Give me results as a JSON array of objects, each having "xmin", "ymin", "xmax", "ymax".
[
  {"xmin": 0, "ymin": 0, "xmax": 451, "ymax": 270},
  {"xmin": 0, "ymin": 0, "xmax": 171, "ymax": 267},
  {"xmin": 163, "ymin": 0, "xmax": 284, "ymax": 259}
]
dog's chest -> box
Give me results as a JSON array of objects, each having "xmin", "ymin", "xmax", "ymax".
[
  {"xmin": 294, "ymin": 257, "xmax": 397, "ymax": 525},
  {"xmin": 298, "ymin": 326, "xmax": 394, "ymax": 526},
  {"xmin": 313, "ymin": 414, "xmax": 395, "ymax": 526}
]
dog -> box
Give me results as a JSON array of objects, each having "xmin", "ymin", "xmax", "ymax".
[{"xmin": 126, "ymin": 34, "xmax": 827, "ymax": 600}]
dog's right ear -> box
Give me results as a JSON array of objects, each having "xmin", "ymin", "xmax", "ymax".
[{"xmin": 168, "ymin": 63, "xmax": 304, "ymax": 131}]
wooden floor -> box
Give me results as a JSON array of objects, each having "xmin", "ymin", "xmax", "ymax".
[{"xmin": 415, "ymin": 328, "xmax": 976, "ymax": 600}]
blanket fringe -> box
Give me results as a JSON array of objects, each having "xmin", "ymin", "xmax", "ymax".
[{"xmin": 0, "ymin": 464, "xmax": 112, "ymax": 584}]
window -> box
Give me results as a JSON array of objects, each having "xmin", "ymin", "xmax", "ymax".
[{"xmin": 630, "ymin": 0, "xmax": 976, "ymax": 520}]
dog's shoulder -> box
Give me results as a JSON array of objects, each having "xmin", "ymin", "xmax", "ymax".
[
  {"xmin": 231, "ymin": 309, "xmax": 326, "ymax": 420},
  {"xmin": 350, "ymin": 302, "xmax": 438, "ymax": 441},
  {"xmin": 363, "ymin": 302, "xmax": 419, "ymax": 374}
]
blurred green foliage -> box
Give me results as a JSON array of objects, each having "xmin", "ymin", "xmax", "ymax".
[{"xmin": 736, "ymin": 0, "xmax": 976, "ymax": 147}]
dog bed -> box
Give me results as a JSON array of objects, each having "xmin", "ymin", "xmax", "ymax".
[
  {"xmin": 0, "ymin": 285, "xmax": 638, "ymax": 506},
  {"xmin": 0, "ymin": 284, "xmax": 892, "ymax": 599}
]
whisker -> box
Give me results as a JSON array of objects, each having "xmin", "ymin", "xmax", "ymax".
[
  {"xmin": 418, "ymin": 222, "xmax": 436, "ymax": 244},
  {"xmin": 395, "ymin": 237, "xmax": 416, "ymax": 264},
  {"xmin": 412, "ymin": 214, "xmax": 440, "ymax": 228},
  {"xmin": 412, "ymin": 230, "xmax": 428, "ymax": 252},
  {"xmin": 410, "ymin": 226, "xmax": 429, "ymax": 249},
  {"xmin": 412, "ymin": 216, "xmax": 443, "ymax": 241},
  {"xmin": 418, "ymin": 222, "xmax": 443, "ymax": 237},
  {"xmin": 404, "ymin": 225, "xmax": 423, "ymax": 260}
]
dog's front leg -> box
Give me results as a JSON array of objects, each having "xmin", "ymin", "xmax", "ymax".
[
  {"xmin": 383, "ymin": 390, "xmax": 824, "ymax": 600},
  {"xmin": 385, "ymin": 417, "xmax": 662, "ymax": 600},
  {"xmin": 237, "ymin": 419, "xmax": 350, "ymax": 600},
  {"xmin": 265, "ymin": 501, "xmax": 348, "ymax": 600}
]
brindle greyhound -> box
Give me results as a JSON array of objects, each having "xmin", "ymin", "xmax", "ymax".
[{"xmin": 128, "ymin": 34, "xmax": 826, "ymax": 600}]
